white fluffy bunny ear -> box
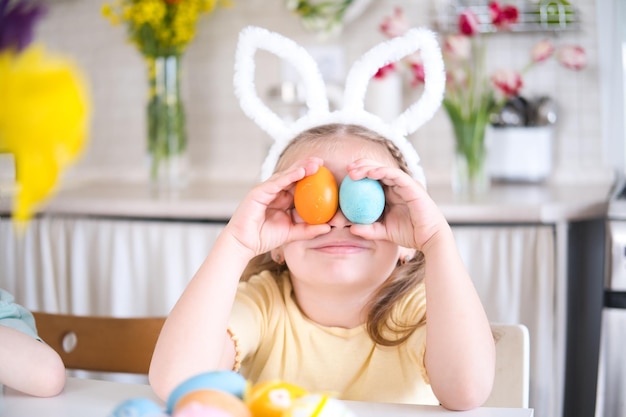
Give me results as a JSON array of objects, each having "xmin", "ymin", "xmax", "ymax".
[
  {"xmin": 341, "ymin": 28, "xmax": 446, "ymax": 186},
  {"xmin": 233, "ymin": 26, "xmax": 328, "ymax": 143},
  {"xmin": 233, "ymin": 26, "xmax": 445, "ymax": 187},
  {"xmin": 344, "ymin": 28, "xmax": 445, "ymax": 136}
]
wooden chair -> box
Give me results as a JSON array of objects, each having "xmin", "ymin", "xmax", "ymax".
[
  {"xmin": 484, "ymin": 323, "xmax": 531, "ymax": 408},
  {"xmin": 32, "ymin": 312, "xmax": 166, "ymax": 374}
]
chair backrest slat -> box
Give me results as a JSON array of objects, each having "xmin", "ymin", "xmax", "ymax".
[
  {"xmin": 32, "ymin": 312, "xmax": 165, "ymax": 374},
  {"xmin": 485, "ymin": 323, "xmax": 530, "ymax": 408}
]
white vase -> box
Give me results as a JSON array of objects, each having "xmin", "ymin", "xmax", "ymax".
[
  {"xmin": 365, "ymin": 71, "xmax": 402, "ymax": 122},
  {"xmin": 486, "ymin": 126, "xmax": 553, "ymax": 182}
]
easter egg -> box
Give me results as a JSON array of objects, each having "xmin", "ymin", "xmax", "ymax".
[
  {"xmin": 284, "ymin": 394, "xmax": 355, "ymax": 417},
  {"xmin": 173, "ymin": 389, "xmax": 251, "ymax": 417},
  {"xmin": 339, "ymin": 176, "xmax": 385, "ymax": 224},
  {"xmin": 166, "ymin": 371, "xmax": 248, "ymax": 414},
  {"xmin": 172, "ymin": 403, "xmax": 236, "ymax": 417},
  {"xmin": 294, "ymin": 166, "xmax": 338, "ymax": 224},
  {"xmin": 245, "ymin": 380, "xmax": 308, "ymax": 417},
  {"xmin": 109, "ymin": 397, "xmax": 165, "ymax": 417}
]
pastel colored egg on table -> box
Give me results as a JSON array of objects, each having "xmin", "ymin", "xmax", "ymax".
[
  {"xmin": 172, "ymin": 403, "xmax": 237, "ymax": 417},
  {"xmin": 173, "ymin": 389, "xmax": 251, "ymax": 417},
  {"xmin": 294, "ymin": 166, "xmax": 339, "ymax": 224},
  {"xmin": 166, "ymin": 371, "xmax": 248, "ymax": 414},
  {"xmin": 284, "ymin": 394, "xmax": 355, "ymax": 417},
  {"xmin": 109, "ymin": 397, "xmax": 165, "ymax": 417},
  {"xmin": 245, "ymin": 380, "xmax": 308, "ymax": 417},
  {"xmin": 172, "ymin": 403, "xmax": 238, "ymax": 417},
  {"xmin": 339, "ymin": 176, "xmax": 385, "ymax": 224}
]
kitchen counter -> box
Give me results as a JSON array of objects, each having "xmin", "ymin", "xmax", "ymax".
[{"xmin": 0, "ymin": 179, "xmax": 613, "ymax": 223}]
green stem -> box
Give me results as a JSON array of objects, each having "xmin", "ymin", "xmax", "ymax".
[
  {"xmin": 444, "ymin": 98, "xmax": 489, "ymax": 185},
  {"xmin": 147, "ymin": 54, "xmax": 187, "ymax": 182}
]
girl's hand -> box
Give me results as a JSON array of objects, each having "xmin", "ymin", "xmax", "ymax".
[
  {"xmin": 345, "ymin": 159, "xmax": 448, "ymax": 250},
  {"xmin": 224, "ymin": 157, "xmax": 331, "ymax": 258}
]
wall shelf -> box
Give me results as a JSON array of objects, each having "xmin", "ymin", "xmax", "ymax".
[{"xmin": 435, "ymin": 1, "xmax": 581, "ymax": 34}]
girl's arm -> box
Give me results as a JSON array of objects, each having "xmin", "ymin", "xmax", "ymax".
[
  {"xmin": 149, "ymin": 158, "xmax": 330, "ymax": 401},
  {"xmin": 0, "ymin": 325, "xmax": 66, "ymax": 397},
  {"xmin": 346, "ymin": 160, "xmax": 495, "ymax": 410},
  {"xmin": 420, "ymin": 224, "xmax": 495, "ymax": 411},
  {"xmin": 148, "ymin": 231, "xmax": 254, "ymax": 401}
]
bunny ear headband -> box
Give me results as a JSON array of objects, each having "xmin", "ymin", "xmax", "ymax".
[{"xmin": 233, "ymin": 26, "xmax": 445, "ymax": 187}]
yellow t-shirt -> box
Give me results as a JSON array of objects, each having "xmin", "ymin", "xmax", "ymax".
[{"xmin": 229, "ymin": 270, "xmax": 438, "ymax": 405}]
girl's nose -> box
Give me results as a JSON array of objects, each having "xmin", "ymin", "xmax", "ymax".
[{"xmin": 328, "ymin": 207, "xmax": 352, "ymax": 228}]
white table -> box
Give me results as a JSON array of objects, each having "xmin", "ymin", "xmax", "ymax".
[{"xmin": 0, "ymin": 377, "xmax": 534, "ymax": 417}]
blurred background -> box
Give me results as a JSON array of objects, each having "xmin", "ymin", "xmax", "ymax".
[{"xmin": 14, "ymin": 0, "xmax": 609, "ymax": 187}]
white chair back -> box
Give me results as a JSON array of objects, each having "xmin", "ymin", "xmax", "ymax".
[{"xmin": 484, "ymin": 323, "xmax": 530, "ymax": 408}]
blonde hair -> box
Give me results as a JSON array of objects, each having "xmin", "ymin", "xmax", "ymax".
[{"xmin": 242, "ymin": 124, "xmax": 426, "ymax": 346}]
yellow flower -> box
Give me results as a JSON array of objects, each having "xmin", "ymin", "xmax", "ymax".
[
  {"xmin": 0, "ymin": 45, "xmax": 90, "ymax": 227},
  {"xmin": 171, "ymin": 1, "xmax": 199, "ymax": 46},
  {"xmin": 101, "ymin": 4, "xmax": 116, "ymax": 24},
  {"xmin": 102, "ymin": 0, "xmax": 231, "ymax": 57},
  {"xmin": 131, "ymin": 0, "xmax": 166, "ymax": 27},
  {"xmin": 101, "ymin": 0, "xmax": 124, "ymax": 25},
  {"xmin": 201, "ymin": 0, "xmax": 218, "ymax": 12}
]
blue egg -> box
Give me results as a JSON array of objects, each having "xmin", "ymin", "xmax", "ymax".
[
  {"xmin": 166, "ymin": 370, "xmax": 247, "ymax": 414},
  {"xmin": 109, "ymin": 397, "xmax": 164, "ymax": 417},
  {"xmin": 339, "ymin": 176, "xmax": 385, "ymax": 224}
]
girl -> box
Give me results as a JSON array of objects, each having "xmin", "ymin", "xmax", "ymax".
[{"xmin": 149, "ymin": 124, "xmax": 495, "ymax": 410}]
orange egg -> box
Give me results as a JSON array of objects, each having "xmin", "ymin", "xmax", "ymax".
[
  {"xmin": 173, "ymin": 389, "xmax": 251, "ymax": 417},
  {"xmin": 245, "ymin": 380, "xmax": 308, "ymax": 417},
  {"xmin": 294, "ymin": 166, "xmax": 338, "ymax": 224}
]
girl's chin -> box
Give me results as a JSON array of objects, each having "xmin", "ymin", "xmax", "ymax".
[{"xmin": 291, "ymin": 265, "xmax": 375, "ymax": 284}]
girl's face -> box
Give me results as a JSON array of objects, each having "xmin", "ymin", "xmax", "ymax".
[{"xmin": 278, "ymin": 134, "xmax": 402, "ymax": 292}]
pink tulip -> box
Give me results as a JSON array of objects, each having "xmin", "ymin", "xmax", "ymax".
[
  {"xmin": 443, "ymin": 34, "xmax": 471, "ymax": 61},
  {"xmin": 404, "ymin": 49, "xmax": 433, "ymax": 86},
  {"xmin": 557, "ymin": 45, "xmax": 587, "ymax": 70},
  {"xmin": 491, "ymin": 69, "xmax": 523, "ymax": 97},
  {"xmin": 446, "ymin": 68, "xmax": 469, "ymax": 91},
  {"xmin": 379, "ymin": 7, "xmax": 410, "ymax": 38},
  {"xmin": 530, "ymin": 39, "xmax": 555, "ymax": 63},
  {"xmin": 373, "ymin": 63, "xmax": 396, "ymax": 79},
  {"xmin": 458, "ymin": 9, "xmax": 480, "ymax": 36},
  {"xmin": 489, "ymin": 1, "xmax": 519, "ymax": 30},
  {"xmin": 408, "ymin": 59, "xmax": 425, "ymax": 86}
]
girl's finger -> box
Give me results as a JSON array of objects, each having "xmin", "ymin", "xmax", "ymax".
[
  {"xmin": 286, "ymin": 223, "xmax": 331, "ymax": 242},
  {"xmin": 349, "ymin": 222, "xmax": 386, "ymax": 241},
  {"xmin": 346, "ymin": 159, "xmax": 387, "ymax": 180},
  {"xmin": 273, "ymin": 156, "xmax": 324, "ymax": 180},
  {"xmin": 251, "ymin": 157, "xmax": 324, "ymax": 205},
  {"xmin": 267, "ymin": 190, "xmax": 293, "ymax": 211},
  {"xmin": 348, "ymin": 164, "xmax": 422, "ymax": 201},
  {"xmin": 347, "ymin": 159, "xmax": 414, "ymax": 186}
]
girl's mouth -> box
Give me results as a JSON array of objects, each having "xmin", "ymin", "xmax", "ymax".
[{"xmin": 312, "ymin": 241, "xmax": 369, "ymax": 255}]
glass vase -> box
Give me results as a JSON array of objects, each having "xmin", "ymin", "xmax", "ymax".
[
  {"xmin": 146, "ymin": 55, "xmax": 187, "ymax": 188},
  {"xmin": 450, "ymin": 116, "xmax": 490, "ymax": 196}
]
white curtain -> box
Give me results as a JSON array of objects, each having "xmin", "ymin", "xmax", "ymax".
[
  {"xmin": 453, "ymin": 225, "xmax": 557, "ymax": 417},
  {"xmin": 0, "ymin": 215, "xmax": 224, "ymax": 316}
]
